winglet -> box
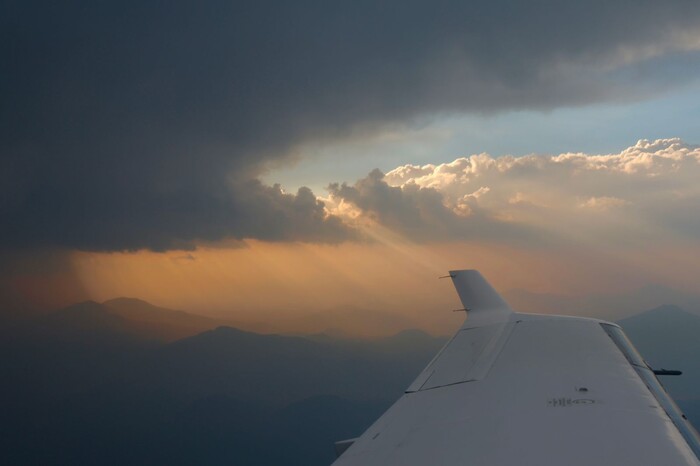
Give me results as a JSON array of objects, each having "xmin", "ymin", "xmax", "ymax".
[{"xmin": 448, "ymin": 270, "xmax": 513, "ymax": 327}]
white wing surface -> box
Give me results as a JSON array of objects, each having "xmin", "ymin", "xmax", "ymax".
[{"xmin": 331, "ymin": 270, "xmax": 700, "ymax": 466}]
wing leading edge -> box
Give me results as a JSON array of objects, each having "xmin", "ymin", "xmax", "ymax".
[{"xmin": 331, "ymin": 269, "xmax": 700, "ymax": 466}]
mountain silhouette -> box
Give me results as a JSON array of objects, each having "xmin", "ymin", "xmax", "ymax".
[
  {"xmin": 2, "ymin": 297, "xmax": 699, "ymax": 465},
  {"xmin": 16, "ymin": 298, "xmax": 250, "ymax": 344},
  {"xmin": 508, "ymin": 285, "xmax": 700, "ymax": 321},
  {"xmin": 0, "ymin": 299, "xmax": 446, "ymax": 465},
  {"xmin": 103, "ymin": 297, "xmax": 225, "ymax": 341},
  {"xmin": 37, "ymin": 300, "xmax": 138, "ymax": 343},
  {"xmin": 618, "ymin": 304, "xmax": 700, "ymax": 404},
  {"xmin": 144, "ymin": 325, "xmax": 446, "ymax": 405}
]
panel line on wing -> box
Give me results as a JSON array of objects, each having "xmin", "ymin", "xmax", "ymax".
[{"xmin": 406, "ymin": 321, "xmax": 516, "ymax": 392}]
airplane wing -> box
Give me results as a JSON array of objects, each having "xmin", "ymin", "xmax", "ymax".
[{"xmin": 331, "ymin": 270, "xmax": 700, "ymax": 466}]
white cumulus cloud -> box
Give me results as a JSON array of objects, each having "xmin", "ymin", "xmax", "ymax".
[{"xmin": 327, "ymin": 138, "xmax": 700, "ymax": 247}]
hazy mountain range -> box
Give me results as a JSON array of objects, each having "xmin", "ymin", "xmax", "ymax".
[
  {"xmin": 505, "ymin": 285, "xmax": 700, "ymax": 321},
  {"xmin": 1, "ymin": 298, "xmax": 699, "ymax": 465}
]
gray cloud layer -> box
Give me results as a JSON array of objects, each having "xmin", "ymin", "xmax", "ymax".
[
  {"xmin": 2, "ymin": 1, "xmax": 700, "ymax": 250},
  {"xmin": 327, "ymin": 169, "xmax": 545, "ymax": 245}
]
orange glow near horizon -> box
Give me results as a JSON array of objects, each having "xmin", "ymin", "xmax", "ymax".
[{"xmin": 62, "ymin": 237, "xmax": 700, "ymax": 336}]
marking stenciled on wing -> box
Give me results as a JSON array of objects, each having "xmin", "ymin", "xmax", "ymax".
[{"xmin": 547, "ymin": 398, "xmax": 596, "ymax": 407}]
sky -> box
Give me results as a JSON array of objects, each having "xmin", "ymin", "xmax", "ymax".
[{"xmin": 3, "ymin": 1, "xmax": 700, "ymax": 335}]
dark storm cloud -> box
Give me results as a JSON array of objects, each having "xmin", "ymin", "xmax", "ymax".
[
  {"xmin": 328, "ymin": 170, "xmax": 471, "ymax": 241},
  {"xmin": 2, "ymin": 0, "xmax": 700, "ymax": 250}
]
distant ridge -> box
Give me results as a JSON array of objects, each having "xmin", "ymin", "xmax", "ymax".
[
  {"xmin": 507, "ymin": 285, "xmax": 700, "ymax": 321},
  {"xmin": 18, "ymin": 296, "xmax": 437, "ymax": 344},
  {"xmin": 22, "ymin": 298, "xmax": 229, "ymax": 343},
  {"xmin": 33, "ymin": 300, "xmax": 140, "ymax": 345},
  {"xmin": 151, "ymin": 324, "xmax": 446, "ymax": 405},
  {"xmin": 617, "ymin": 305, "xmax": 700, "ymax": 365},
  {"xmin": 104, "ymin": 297, "xmax": 213, "ymax": 324},
  {"xmin": 618, "ymin": 304, "xmax": 700, "ymax": 402},
  {"xmin": 3, "ymin": 299, "xmax": 698, "ymax": 465},
  {"xmin": 103, "ymin": 297, "xmax": 221, "ymax": 341}
]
